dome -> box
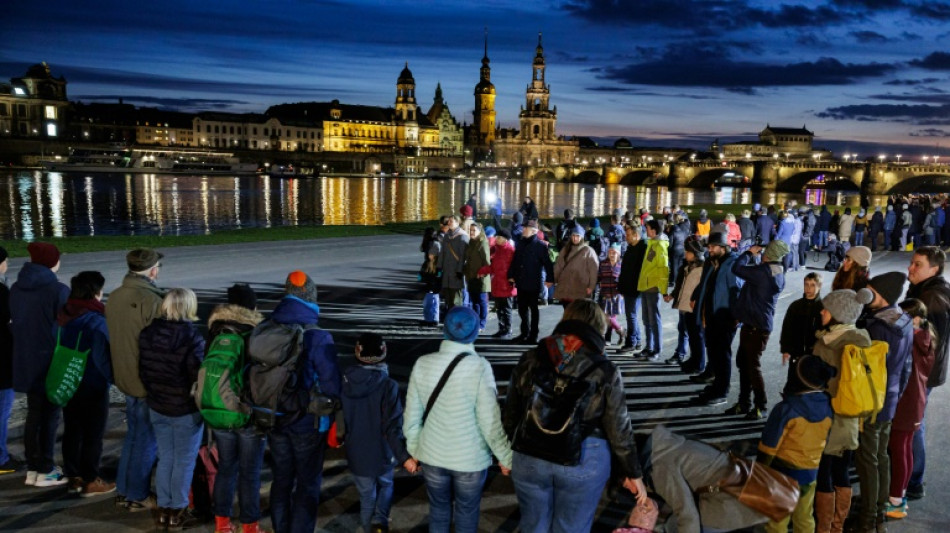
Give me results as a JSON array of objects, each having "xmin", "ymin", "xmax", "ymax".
[
  {"xmin": 398, "ymin": 62, "xmax": 414, "ymax": 84},
  {"xmin": 614, "ymin": 138, "xmax": 632, "ymax": 149}
]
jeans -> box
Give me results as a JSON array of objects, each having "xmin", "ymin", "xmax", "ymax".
[
  {"xmin": 855, "ymin": 419, "xmax": 892, "ymax": 521},
  {"xmin": 517, "ymin": 290, "xmax": 541, "ymax": 340},
  {"xmin": 116, "ymin": 395, "xmax": 157, "ymax": 501},
  {"xmin": 884, "ymin": 229, "xmax": 893, "ymax": 250},
  {"xmin": 855, "ymin": 230, "xmax": 865, "ymax": 246},
  {"xmin": 467, "ymin": 288, "xmax": 489, "ymax": 329},
  {"xmin": 868, "ymin": 229, "xmax": 879, "ymax": 251},
  {"xmin": 736, "ymin": 326, "xmax": 770, "ymax": 410},
  {"xmin": 63, "ymin": 386, "xmax": 110, "ymax": 482},
  {"xmin": 151, "ymin": 410, "xmax": 203, "ymax": 509},
  {"xmin": 621, "ymin": 292, "xmax": 642, "ymax": 347},
  {"xmin": 512, "ymin": 437, "xmax": 611, "ymax": 533},
  {"xmin": 798, "ymin": 237, "xmax": 810, "ymax": 266},
  {"xmin": 213, "ymin": 427, "xmax": 267, "ymax": 523},
  {"xmin": 818, "ymin": 230, "xmax": 829, "ymax": 249},
  {"xmin": 908, "ymin": 387, "xmax": 932, "ymax": 490},
  {"xmin": 682, "ymin": 313, "xmax": 706, "ymax": 372},
  {"xmin": 674, "ymin": 312, "xmax": 688, "ymax": 357},
  {"xmin": 0, "ymin": 388, "xmax": 13, "ymax": 464},
  {"xmin": 24, "ymin": 390, "xmax": 62, "ymax": 473},
  {"xmin": 353, "ymin": 468, "xmax": 394, "ymax": 531},
  {"xmin": 640, "ymin": 291, "xmax": 662, "ymax": 353},
  {"xmin": 269, "ymin": 430, "xmax": 327, "ymax": 533},
  {"xmin": 706, "ymin": 319, "xmax": 739, "ymax": 398},
  {"xmin": 494, "ymin": 296, "xmax": 513, "ymax": 335},
  {"xmin": 421, "ymin": 465, "xmax": 487, "ymax": 533}
]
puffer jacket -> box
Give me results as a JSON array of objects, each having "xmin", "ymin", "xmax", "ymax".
[
  {"xmin": 553, "ymin": 241, "xmax": 599, "ymax": 301},
  {"xmin": 818, "ymin": 208, "xmax": 832, "ymax": 231},
  {"xmin": 618, "ymin": 240, "xmax": 646, "ymax": 294},
  {"xmin": 463, "ymin": 233, "xmax": 491, "ymax": 293},
  {"xmin": 105, "ymin": 273, "xmax": 165, "ymax": 398},
  {"xmin": 892, "ymin": 328, "xmax": 935, "ymax": 432},
  {"xmin": 757, "ymin": 391, "xmax": 832, "ymax": 486},
  {"xmin": 138, "ymin": 318, "xmax": 206, "ymax": 417},
  {"xmin": 669, "ymin": 222, "xmax": 688, "ymax": 253},
  {"xmin": 637, "ymin": 235, "xmax": 670, "ymax": 294},
  {"xmin": 10, "ymin": 262, "xmax": 70, "ymax": 393},
  {"xmin": 342, "ymin": 363, "xmax": 410, "ymax": 477},
  {"xmin": 838, "ymin": 213, "xmax": 855, "ymax": 242},
  {"xmin": 508, "ymin": 233, "xmax": 554, "ymax": 293},
  {"xmin": 484, "ymin": 241, "xmax": 517, "ymax": 298},
  {"xmin": 906, "ymin": 274, "xmax": 950, "ymax": 388},
  {"xmin": 731, "ymin": 252, "xmax": 785, "ymax": 332},
  {"xmin": 859, "ymin": 306, "xmax": 913, "ymax": 422},
  {"xmin": 502, "ymin": 320, "xmax": 641, "ymax": 479},
  {"xmin": 55, "ymin": 299, "xmax": 113, "ymax": 395}
]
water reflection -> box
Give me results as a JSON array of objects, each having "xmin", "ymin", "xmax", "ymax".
[{"xmin": 0, "ymin": 171, "xmax": 875, "ymax": 240}]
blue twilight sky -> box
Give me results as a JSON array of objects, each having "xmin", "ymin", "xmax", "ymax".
[{"xmin": 3, "ymin": 0, "xmax": 950, "ymax": 155}]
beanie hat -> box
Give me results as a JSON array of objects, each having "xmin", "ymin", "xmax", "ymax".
[
  {"xmin": 609, "ymin": 243, "xmax": 622, "ymax": 252},
  {"xmin": 484, "ymin": 226, "xmax": 496, "ymax": 237},
  {"xmin": 685, "ymin": 239, "xmax": 705, "ymax": 258},
  {"xmin": 591, "ymin": 218, "xmax": 601, "ymax": 228},
  {"xmin": 285, "ymin": 270, "xmax": 318, "ymax": 303},
  {"xmin": 460, "ymin": 204, "xmax": 473, "ymax": 217},
  {"xmin": 355, "ymin": 332, "xmax": 387, "ymax": 364},
  {"xmin": 227, "ymin": 283, "xmax": 257, "ymax": 311},
  {"xmin": 0, "ymin": 246, "xmax": 7, "ymax": 265},
  {"xmin": 564, "ymin": 209, "xmax": 574, "ymax": 219},
  {"xmin": 27, "ymin": 242, "xmax": 61, "ymax": 269},
  {"xmin": 787, "ymin": 354, "xmax": 837, "ymax": 394},
  {"xmin": 845, "ymin": 246, "xmax": 872, "ymax": 268},
  {"xmin": 844, "ymin": 208, "xmax": 852, "ymax": 215},
  {"xmin": 126, "ymin": 248, "xmax": 163, "ymax": 271},
  {"xmin": 823, "ymin": 288, "xmax": 874, "ymax": 324},
  {"xmin": 868, "ymin": 272, "xmax": 907, "ymax": 306},
  {"xmin": 443, "ymin": 306, "xmax": 480, "ymax": 344},
  {"xmin": 763, "ymin": 240, "xmax": 789, "ymax": 263},
  {"xmin": 496, "ymin": 228, "xmax": 512, "ymax": 240},
  {"xmin": 571, "ymin": 225, "xmax": 586, "ymax": 238}
]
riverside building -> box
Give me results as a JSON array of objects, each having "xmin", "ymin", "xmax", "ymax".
[{"xmin": 0, "ymin": 63, "xmax": 69, "ymax": 139}]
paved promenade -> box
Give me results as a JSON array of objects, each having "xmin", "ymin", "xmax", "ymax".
[{"xmin": 0, "ymin": 235, "xmax": 947, "ymax": 532}]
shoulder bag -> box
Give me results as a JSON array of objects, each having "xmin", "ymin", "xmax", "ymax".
[{"xmin": 422, "ymin": 352, "xmax": 471, "ymax": 425}]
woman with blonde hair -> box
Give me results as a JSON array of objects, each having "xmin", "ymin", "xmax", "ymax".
[{"xmin": 138, "ymin": 288, "xmax": 206, "ymax": 530}]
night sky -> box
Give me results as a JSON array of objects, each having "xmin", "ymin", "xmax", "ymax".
[{"xmin": 3, "ymin": 0, "xmax": 950, "ymax": 156}]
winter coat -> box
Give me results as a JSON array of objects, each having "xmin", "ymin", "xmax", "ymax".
[
  {"xmin": 791, "ymin": 216, "xmax": 803, "ymax": 244},
  {"xmin": 553, "ymin": 241, "xmax": 599, "ymax": 301},
  {"xmin": 503, "ymin": 320, "xmax": 641, "ymax": 478},
  {"xmin": 463, "ymin": 233, "xmax": 491, "ymax": 293},
  {"xmin": 855, "ymin": 214, "xmax": 868, "ymax": 231},
  {"xmin": 725, "ymin": 221, "xmax": 742, "ymax": 249},
  {"xmin": 607, "ymin": 223, "xmax": 627, "ymax": 255},
  {"xmin": 0, "ymin": 282, "xmax": 12, "ymax": 390},
  {"xmin": 802, "ymin": 211, "xmax": 817, "ymax": 239},
  {"xmin": 884, "ymin": 211, "xmax": 897, "ymax": 231},
  {"xmin": 554, "ymin": 219, "xmax": 577, "ymax": 250},
  {"xmin": 693, "ymin": 252, "xmax": 743, "ymax": 325},
  {"xmin": 404, "ymin": 340, "xmax": 512, "ymax": 471},
  {"xmin": 757, "ymin": 391, "xmax": 833, "ymax": 486},
  {"xmin": 138, "ymin": 318, "xmax": 206, "ymax": 417},
  {"xmin": 673, "ymin": 260, "xmax": 704, "ymax": 315},
  {"xmin": 838, "ymin": 213, "xmax": 855, "ymax": 242},
  {"xmin": 586, "ymin": 226, "xmax": 607, "ymax": 259},
  {"xmin": 860, "ymin": 306, "xmax": 913, "ymax": 422},
  {"xmin": 342, "ymin": 363, "xmax": 411, "ymax": 477},
  {"xmin": 906, "ymin": 274, "xmax": 950, "ymax": 388},
  {"xmin": 9, "ymin": 262, "xmax": 70, "ymax": 393},
  {"xmin": 618, "ymin": 240, "xmax": 647, "ymax": 295},
  {"xmin": 755, "ymin": 215, "xmax": 774, "ymax": 244},
  {"xmin": 507, "ymin": 233, "xmax": 555, "ymax": 294},
  {"xmin": 438, "ymin": 227, "xmax": 470, "ymax": 290},
  {"xmin": 892, "ymin": 328, "xmax": 935, "ymax": 432},
  {"xmin": 813, "ymin": 325, "xmax": 872, "ymax": 455},
  {"xmin": 638, "ymin": 235, "xmax": 670, "ymax": 294},
  {"xmin": 207, "ymin": 304, "xmax": 264, "ymax": 339},
  {"xmin": 779, "ymin": 296, "xmax": 823, "ymax": 358},
  {"xmin": 105, "ymin": 273, "xmax": 165, "ymax": 398},
  {"xmin": 738, "ymin": 217, "xmax": 755, "ymax": 242},
  {"xmin": 731, "ymin": 253, "xmax": 785, "ymax": 332},
  {"xmin": 55, "ymin": 300, "xmax": 113, "ymax": 395},
  {"xmin": 598, "ymin": 258, "xmax": 622, "ymax": 300},
  {"xmin": 669, "ymin": 222, "xmax": 688, "ymax": 253},
  {"xmin": 269, "ymin": 296, "xmax": 340, "ymax": 433},
  {"xmin": 519, "ymin": 201, "xmax": 539, "ymax": 221},
  {"xmin": 901, "ymin": 210, "xmax": 913, "ymax": 230},
  {"xmin": 869, "ymin": 211, "xmax": 884, "ymax": 233},
  {"xmin": 775, "ymin": 217, "xmax": 795, "ymax": 245},
  {"xmin": 485, "ymin": 241, "xmax": 517, "ymax": 298},
  {"xmin": 817, "ymin": 208, "xmax": 832, "ymax": 231}
]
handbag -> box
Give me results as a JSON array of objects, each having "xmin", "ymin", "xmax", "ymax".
[
  {"xmin": 46, "ymin": 330, "xmax": 89, "ymax": 407},
  {"xmin": 716, "ymin": 454, "xmax": 800, "ymax": 522}
]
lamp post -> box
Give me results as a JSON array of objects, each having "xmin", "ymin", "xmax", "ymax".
[
  {"xmin": 896, "ymin": 154, "xmax": 902, "ymax": 163},
  {"xmin": 844, "ymin": 154, "xmax": 850, "ymax": 163},
  {"xmin": 878, "ymin": 154, "xmax": 886, "ymax": 163}
]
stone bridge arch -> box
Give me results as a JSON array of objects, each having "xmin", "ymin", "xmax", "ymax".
[
  {"xmin": 620, "ymin": 169, "xmax": 661, "ymax": 186},
  {"xmin": 533, "ymin": 169, "xmax": 557, "ymax": 181},
  {"xmin": 572, "ymin": 170, "xmax": 602, "ymax": 184},
  {"xmin": 687, "ymin": 168, "xmax": 745, "ymax": 189},
  {"xmin": 777, "ymin": 171, "xmax": 860, "ymax": 193},
  {"xmin": 886, "ymin": 173, "xmax": 950, "ymax": 194}
]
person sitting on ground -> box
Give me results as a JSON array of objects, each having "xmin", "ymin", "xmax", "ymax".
[{"xmin": 823, "ymin": 234, "xmax": 845, "ymax": 272}]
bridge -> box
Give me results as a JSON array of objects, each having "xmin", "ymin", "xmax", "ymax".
[{"xmin": 521, "ymin": 160, "xmax": 950, "ymax": 194}]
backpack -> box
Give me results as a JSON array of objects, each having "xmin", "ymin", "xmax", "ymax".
[
  {"xmin": 831, "ymin": 341, "xmax": 888, "ymax": 418},
  {"xmin": 589, "ymin": 234, "xmax": 610, "ymax": 260},
  {"xmin": 246, "ymin": 320, "xmax": 317, "ymax": 431},
  {"xmin": 608, "ymin": 225, "xmax": 625, "ymax": 246},
  {"xmin": 511, "ymin": 340, "xmax": 611, "ymax": 466},
  {"xmin": 46, "ymin": 330, "xmax": 89, "ymax": 407},
  {"xmin": 195, "ymin": 332, "xmax": 251, "ymax": 430}
]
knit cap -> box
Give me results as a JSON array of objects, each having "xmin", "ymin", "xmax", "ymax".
[
  {"xmin": 846, "ymin": 246, "xmax": 872, "ymax": 268},
  {"xmin": 443, "ymin": 306, "xmax": 480, "ymax": 344},
  {"xmin": 512, "ymin": 211, "xmax": 524, "ymax": 224},
  {"xmin": 868, "ymin": 272, "xmax": 907, "ymax": 306},
  {"xmin": 763, "ymin": 240, "xmax": 789, "ymax": 263},
  {"xmin": 823, "ymin": 288, "xmax": 874, "ymax": 324},
  {"xmin": 460, "ymin": 204, "xmax": 473, "ymax": 217},
  {"xmin": 28, "ymin": 242, "xmax": 61, "ymax": 269},
  {"xmin": 484, "ymin": 226, "xmax": 496, "ymax": 237},
  {"xmin": 496, "ymin": 228, "xmax": 512, "ymax": 240},
  {"xmin": 355, "ymin": 332, "xmax": 387, "ymax": 364},
  {"xmin": 285, "ymin": 270, "xmax": 318, "ymax": 303},
  {"xmin": 591, "ymin": 218, "xmax": 601, "ymax": 228},
  {"xmin": 571, "ymin": 225, "xmax": 586, "ymax": 238},
  {"xmin": 227, "ymin": 283, "xmax": 257, "ymax": 311}
]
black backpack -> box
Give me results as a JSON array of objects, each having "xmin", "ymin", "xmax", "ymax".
[
  {"xmin": 511, "ymin": 342, "xmax": 610, "ymax": 466},
  {"xmin": 246, "ymin": 320, "xmax": 318, "ymax": 431}
]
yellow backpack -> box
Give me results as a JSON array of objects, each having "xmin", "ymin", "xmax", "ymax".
[{"xmin": 832, "ymin": 341, "xmax": 888, "ymax": 418}]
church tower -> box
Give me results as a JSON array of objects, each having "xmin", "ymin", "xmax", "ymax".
[
  {"xmin": 395, "ymin": 62, "xmax": 419, "ymax": 148},
  {"xmin": 519, "ymin": 33, "xmax": 557, "ymax": 144},
  {"xmin": 473, "ymin": 29, "xmax": 496, "ymax": 162}
]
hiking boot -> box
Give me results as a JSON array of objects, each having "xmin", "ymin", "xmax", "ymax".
[
  {"xmin": 167, "ymin": 507, "xmax": 201, "ymax": 531},
  {"xmin": 744, "ymin": 408, "xmax": 767, "ymax": 421},
  {"xmin": 80, "ymin": 478, "xmax": 116, "ymax": 498},
  {"xmin": 0, "ymin": 457, "xmax": 23, "ymax": 475},
  {"xmin": 884, "ymin": 499, "xmax": 907, "ymax": 520},
  {"xmin": 214, "ymin": 515, "xmax": 234, "ymax": 533},
  {"xmin": 905, "ymin": 483, "xmax": 924, "ymax": 500},
  {"xmin": 68, "ymin": 476, "xmax": 85, "ymax": 494},
  {"xmin": 723, "ymin": 403, "xmax": 750, "ymax": 415},
  {"xmin": 127, "ymin": 494, "xmax": 156, "ymax": 512},
  {"xmin": 34, "ymin": 466, "xmax": 68, "ymax": 487}
]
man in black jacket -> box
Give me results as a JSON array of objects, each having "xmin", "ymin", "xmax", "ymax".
[
  {"xmin": 617, "ymin": 224, "xmax": 647, "ymax": 354},
  {"xmin": 508, "ymin": 220, "xmax": 554, "ymax": 344}
]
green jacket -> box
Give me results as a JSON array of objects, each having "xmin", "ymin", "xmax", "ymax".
[
  {"xmin": 105, "ymin": 273, "xmax": 165, "ymax": 398},
  {"xmin": 637, "ymin": 235, "xmax": 670, "ymax": 294},
  {"xmin": 463, "ymin": 235, "xmax": 491, "ymax": 293}
]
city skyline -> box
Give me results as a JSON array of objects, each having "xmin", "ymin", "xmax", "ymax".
[{"xmin": 3, "ymin": 0, "xmax": 950, "ymax": 157}]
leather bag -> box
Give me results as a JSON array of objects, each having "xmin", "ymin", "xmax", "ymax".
[{"xmin": 718, "ymin": 454, "xmax": 800, "ymax": 522}]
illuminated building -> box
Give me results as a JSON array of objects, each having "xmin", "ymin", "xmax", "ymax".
[
  {"xmin": 722, "ymin": 125, "xmax": 831, "ymax": 160},
  {"xmin": 0, "ymin": 63, "xmax": 68, "ymax": 139},
  {"xmin": 426, "ymin": 83, "xmax": 464, "ymax": 156},
  {"xmin": 471, "ymin": 31, "xmax": 496, "ymax": 163}
]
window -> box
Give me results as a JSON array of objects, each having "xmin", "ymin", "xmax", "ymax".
[
  {"xmin": 286, "ymin": 129, "xmax": 290, "ymax": 137},
  {"xmin": 0, "ymin": 103, "xmax": 6, "ymax": 116},
  {"xmin": 45, "ymin": 106, "xmax": 56, "ymax": 119},
  {"xmin": 47, "ymin": 123, "xmax": 57, "ymax": 137},
  {"xmin": 206, "ymin": 125, "xmax": 211, "ymax": 133},
  {"xmin": 214, "ymin": 126, "xmax": 219, "ymax": 133},
  {"xmin": 252, "ymin": 140, "xmax": 258, "ymax": 148},
  {"xmin": 264, "ymin": 128, "xmax": 269, "ymax": 136},
  {"xmin": 17, "ymin": 104, "xmax": 26, "ymax": 117},
  {"xmin": 253, "ymin": 127, "xmax": 258, "ymax": 135}
]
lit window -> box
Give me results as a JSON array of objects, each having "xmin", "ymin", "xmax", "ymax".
[
  {"xmin": 47, "ymin": 123, "xmax": 57, "ymax": 137},
  {"xmin": 13, "ymin": 87, "xmax": 25, "ymax": 96},
  {"xmin": 45, "ymin": 106, "xmax": 56, "ymax": 119}
]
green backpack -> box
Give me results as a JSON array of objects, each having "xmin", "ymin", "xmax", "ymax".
[
  {"xmin": 46, "ymin": 330, "xmax": 89, "ymax": 407},
  {"xmin": 196, "ymin": 332, "xmax": 251, "ymax": 429}
]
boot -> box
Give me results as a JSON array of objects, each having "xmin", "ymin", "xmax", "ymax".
[
  {"xmin": 242, "ymin": 523, "xmax": 266, "ymax": 533},
  {"xmin": 155, "ymin": 508, "xmax": 170, "ymax": 529},
  {"xmin": 816, "ymin": 491, "xmax": 836, "ymax": 533},
  {"xmin": 831, "ymin": 486, "xmax": 853, "ymax": 533},
  {"xmin": 215, "ymin": 516, "xmax": 234, "ymax": 533},
  {"xmin": 875, "ymin": 512, "xmax": 887, "ymax": 533}
]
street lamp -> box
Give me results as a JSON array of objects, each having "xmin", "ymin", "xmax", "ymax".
[
  {"xmin": 896, "ymin": 154, "xmax": 902, "ymax": 163},
  {"xmin": 844, "ymin": 154, "xmax": 850, "ymax": 163},
  {"xmin": 878, "ymin": 154, "xmax": 886, "ymax": 163},
  {"xmin": 936, "ymin": 156, "xmax": 941, "ymax": 164},
  {"xmin": 923, "ymin": 156, "xmax": 930, "ymax": 164}
]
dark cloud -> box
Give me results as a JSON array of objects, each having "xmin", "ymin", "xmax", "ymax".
[
  {"xmin": 910, "ymin": 52, "xmax": 950, "ymax": 70},
  {"xmin": 816, "ymin": 103, "xmax": 950, "ymax": 125},
  {"xmin": 831, "ymin": 0, "xmax": 905, "ymax": 8},
  {"xmin": 910, "ymin": 128, "xmax": 950, "ymax": 137},
  {"xmin": 884, "ymin": 77, "xmax": 941, "ymax": 85},
  {"xmin": 901, "ymin": 31, "xmax": 922, "ymax": 40},
  {"xmin": 584, "ymin": 86, "xmax": 717, "ymax": 99},
  {"xmin": 868, "ymin": 92, "xmax": 950, "ymax": 104},
  {"xmin": 850, "ymin": 30, "xmax": 889, "ymax": 43},
  {"xmin": 552, "ymin": 51, "xmax": 590, "ymax": 63},
  {"xmin": 909, "ymin": 2, "xmax": 950, "ymax": 21},
  {"xmin": 796, "ymin": 31, "xmax": 833, "ymax": 47},
  {"xmin": 72, "ymin": 94, "xmax": 248, "ymax": 111}
]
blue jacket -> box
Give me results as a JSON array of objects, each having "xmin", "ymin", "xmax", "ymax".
[
  {"xmin": 10, "ymin": 262, "xmax": 70, "ymax": 393},
  {"xmin": 139, "ymin": 318, "xmax": 205, "ymax": 417},
  {"xmin": 757, "ymin": 391, "xmax": 833, "ymax": 486},
  {"xmin": 775, "ymin": 218, "xmax": 795, "ymax": 245},
  {"xmin": 755, "ymin": 215, "xmax": 774, "ymax": 244},
  {"xmin": 884, "ymin": 211, "xmax": 897, "ymax": 231},
  {"xmin": 341, "ymin": 363, "xmax": 410, "ymax": 477},
  {"xmin": 55, "ymin": 302, "xmax": 113, "ymax": 395},
  {"xmin": 817, "ymin": 208, "xmax": 832, "ymax": 231},
  {"xmin": 732, "ymin": 253, "xmax": 785, "ymax": 332},
  {"xmin": 693, "ymin": 252, "xmax": 744, "ymax": 324},
  {"xmin": 860, "ymin": 306, "xmax": 913, "ymax": 422},
  {"xmin": 507, "ymin": 233, "xmax": 554, "ymax": 293},
  {"xmin": 270, "ymin": 295, "xmax": 340, "ymax": 433}
]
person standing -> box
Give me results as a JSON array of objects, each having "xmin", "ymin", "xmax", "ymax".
[
  {"xmin": 738, "ymin": 209, "xmax": 756, "ymax": 252},
  {"xmin": 553, "ymin": 225, "xmax": 599, "ymax": 308},
  {"xmin": 725, "ymin": 240, "xmax": 787, "ymax": 420},
  {"xmin": 868, "ymin": 206, "xmax": 884, "ymax": 251},
  {"xmin": 779, "ymin": 273, "xmax": 824, "ymax": 393},
  {"xmin": 800, "ymin": 207, "xmax": 817, "ymax": 264},
  {"xmin": 884, "ymin": 205, "xmax": 897, "ymax": 251},
  {"xmin": 508, "ymin": 220, "xmax": 554, "ymax": 344},
  {"xmin": 638, "ymin": 219, "xmax": 670, "ymax": 360},
  {"xmin": 106, "ymin": 248, "xmax": 165, "ymax": 510},
  {"xmin": 459, "ymin": 205, "xmax": 475, "ymax": 235},
  {"xmin": 838, "ymin": 208, "xmax": 855, "ymax": 246},
  {"xmin": 900, "ymin": 204, "xmax": 912, "ymax": 250},
  {"xmin": 438, "ymin": 215, "xmax": 470, "ymax": 311},
  {"xmin": 0, "ymin": 247, "xmax": 16, "ymax": 475},
  {"xmin": 465, "ymin": 193, "xmax": 478, "ymax": 219},
  {"xmin": 10, "ymin": 243, "xmax": 69, "ymax": 487},
  {"xmin": 519, "ymin": 196, "xmax": 539, "ymax": 222},
  {"xmin": 554, "ymin": 209, "xmax": 578, "ymax": 251},
  {"xmin": 789, "ymin": 210, "xmax": 803, "ymax": 271},
  {"xmin": 463, "ymin": 222, "xmax": 491, "ymax": 331},
  {"xmin": 756, "ymin": 207, "xmax": 774, "ymax": 245},
  {"xmin": 617, "ymin": 222, "xmax": 647, "ymax": 354},
  {"xmin": 854, "ymin": 209, "xmax": 868, "ymax": 246},
  {"xmin": 598, "ymin": 245, "xmax": 625, "ymax": 345},
  {"xmin": 668, "ymin": 214, "xmax": 688, "ymax": 285},
  {"xmin": 817, "ymin": 206, "xmax": 832, "ymax": 249},
  {"xmin": 666, "ymin": 240, "xmax": 706, "ymax": 373},
  {"xmin": 485, "ymin": 229, "xmax": 517, "ymax": 339}
]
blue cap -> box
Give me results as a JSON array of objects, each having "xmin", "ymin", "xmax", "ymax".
[{"xmin": 444, "ymin": 306, "xmax": 480, "ymax": 344}]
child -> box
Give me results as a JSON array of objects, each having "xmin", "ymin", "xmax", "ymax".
[
  {"xmin": 758, "ymin": 355, "xmax": 836, "ymax": 533},
  {"xmin": 342, "ymin": 333, "xmax": 418, "ymax": 533},
  {"xmin": 779, "ymin": 273, "xmax": 824, "ymax": 393},
  {"xmin": 886, "ymin": 299, "xmax": 936, "ymax": 521},
  {"xmin": 597, "ymin": 244, "xmax": 624, "ymax": 345},
  {"xmin": 665, "ymin": 239, "xmax": 705, "ymax": 372}
]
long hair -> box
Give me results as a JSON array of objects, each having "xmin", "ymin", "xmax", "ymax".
[
  {"xmin": 832, "ymin": 264, "xmax": 869, "ymax": 291},
  {"xmin": 900, "ymin": 298, "xmax": 938, "ymax": 344},
  {"xmin": 562, "ymin": 299, "xmax": 608, "ymax": 335}
]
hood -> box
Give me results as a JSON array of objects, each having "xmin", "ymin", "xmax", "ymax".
[
  {"xmin": 208, "ymin": 304, "xmax": 264, "ymax": 331},
  {"xmin": 342, "ymin": 363, "xmax": 389, "ymax": 399},
  {"xmin": 15, "ymin": 261, "xmax": 60, "ymax": 291},
  {"xmin": 871, "ymin": 306, "xmax": 913, "ymax": 332},
  {"xmin": 57, "ymin": 298, "xmax": 105, "ymax": 327},
  {"xmin": 270, "ymin": 295, "xmax": 320, "ymax": 326},
  {"xmin": 551, "ymin": 319, "xmax": 606, "ymax": 356},
  {"xmin": 818, "ymin": 325, "xmax": 872, "ymax": 350},
  {"xmin": 589, "ymin": 226, "xmax": 605, "ymax": 237},
  {"xmin": 790, "ymin": 391, "xmax": 834, "ymax": 423},
  {"xmin": 650, "ymin": 234, "xmax": 670, "ymax": 250}
]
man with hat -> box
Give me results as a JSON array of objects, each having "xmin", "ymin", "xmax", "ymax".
[
  {"xmin": 10, "ymin": 243, "xmax": 70, "ymax": 486},
  {"xmin": 852, "ymin": 272, "xmax": 914, "ymax": 532},
  {"xmin": 105, "ymin": 247, "xmax": 164, "ymax": 508},
  {"xmin": 508, "ymin": 220, "xmax": 554, "ymax": 344},
  {"xmin": 723, "ymin": 239, "xmax": 788, "ymax": 420},
  {"xmin": 689, "ymin": 232, "xmax": 743, "ymax": 406}
]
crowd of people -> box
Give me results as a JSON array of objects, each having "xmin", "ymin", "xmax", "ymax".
[{"xmin": 0, "ymin": 191, "xmax": 946, "ymax": 533}]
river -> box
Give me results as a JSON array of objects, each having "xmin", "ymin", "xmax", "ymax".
[{"xmin": 0, "ymin": 171, "xmax": 869, "ymax": 240}]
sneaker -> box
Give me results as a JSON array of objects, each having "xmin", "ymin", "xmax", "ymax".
[
  {"xmin": 126, "ymin": 494, "xmax": 156, "ymax": 512},
  {"xmin": 0, "ymin": 457, "xmax": 24, "ymax": 475},
  {"xmin": 701, "ymin": 395, "xmax": 728, "ymax": 406},
  {"xmin": 167, "ymin": 507, "xmax": 201, "ymax": 531},
  {"xmin": 744, "ymin": 408, "xmax": 767, "ymax": 421},
  {"xmin": 723, "ymin": 403, "xmax": 750, "ymax": 415},
  {"xmin": 80, "ymin": 478, "xmax": 116, "ymax": 498},
  {"xmin": 616, "ymin": 344, "xmax": 634, "ymax": 353},
  {"xmin": 114, "ymin": 494, "xmax": 128, "ymax": 509},
  {"xmin": 68, "ymin": 476, "xmax": 85, "ymax": 494},
  {"xmin": 34, "ymin": 466, "xmax": 68, "ymax": 487},
  {"xmin": 689, "ymin": 372, "xmax": 715, "ymax": 384},
  {"xmin": 665, "ymin": 354, "xmax": 684, "ymax": 365},
  {"xmin": 640, "ymin": 351, "xmax": 660, "ymax": 361},
  {"xmin": 884, "ymin": 499, "xmax": 907, "ymax": 520},
  {"xmin": 631, "ymin": 344, "xmax": 644, "ymax": 354},
  {"xmin": 24, "ymin": 470, "xmax": 38, "ymax": 486},
  {"xmin": 490, "ymin": 330, "xmax": 508, "ymax": 338},
  {"xmin": 905, "ymin": 483, "xmax": 925, "ymax": 500}
]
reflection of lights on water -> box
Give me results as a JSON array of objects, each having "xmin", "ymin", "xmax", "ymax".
[{"xmin": 484, "ymin": 192, "xmax": 497, "ymax": 205}]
